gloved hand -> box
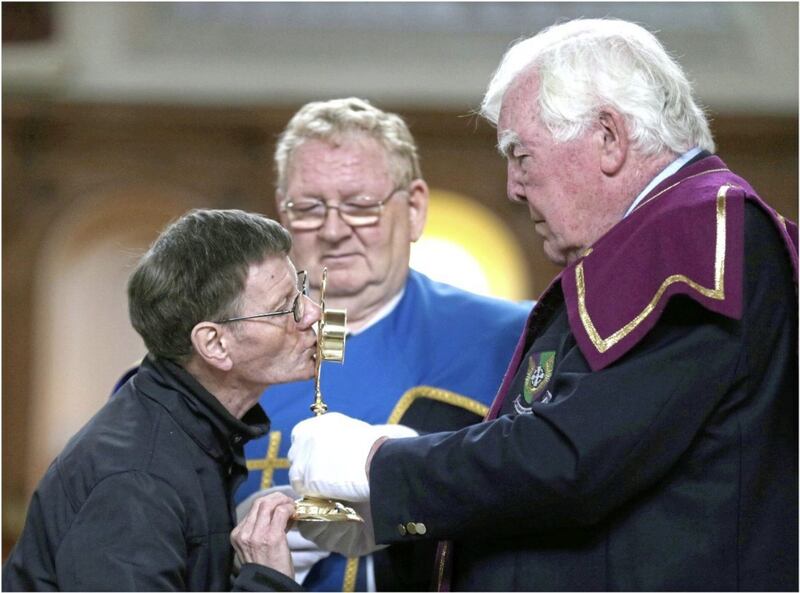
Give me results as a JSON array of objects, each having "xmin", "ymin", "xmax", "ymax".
[
  {"xmin": 286, "ymin": 527, "xmax": 331, "ymax": 583},
  {"xmin": 288, "ymin": 412, "xmax": 417, "ymax": 502},
  {"xmin": 297, "ymin": 501, "xmax": 387, "ymax": 558},
  {"xmin": 236, "ymin": 486, "xmax": 332, "ymax": 583}
]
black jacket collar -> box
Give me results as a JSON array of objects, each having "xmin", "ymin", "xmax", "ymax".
[{"xmin": 134, "ymin": 354, "xmax": 269, "ymax": 461}]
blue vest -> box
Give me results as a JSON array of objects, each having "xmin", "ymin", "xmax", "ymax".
[{"xmin": 237, "ymin": 270, "xmax": 531, "ymax": 591}]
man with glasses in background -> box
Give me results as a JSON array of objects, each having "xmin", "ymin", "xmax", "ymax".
[
  {"xmin": 234, "ymin": 98, "xmax": 531, "ymax": 591},
  {"xmin": 4, "ymin": 209, "xmax": 315, "ymax": 591}
]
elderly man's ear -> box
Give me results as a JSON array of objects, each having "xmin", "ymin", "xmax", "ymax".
[
  {"xmin": 191, "ymin": 322, "xmax": 234, "ymax": 371},
  {"xmin": 407, "ymin": 178, "xmax": 429, "ymax": 243},
  {"xmin": 597, "ymin": 109, "xmax": 629, "ymax": 176}
]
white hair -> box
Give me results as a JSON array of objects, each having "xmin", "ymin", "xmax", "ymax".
[
  {"xmin": 480, "ymin": 18, "xmax": 715, "ymax": 155},
  {"xmin": 274, "ymin": 97, "xmax": 421, "ymax": 191}
]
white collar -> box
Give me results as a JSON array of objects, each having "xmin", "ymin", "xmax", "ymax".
[
  {"xmin": 348, "ymin": 286, "xmax": 406, "ymax": 336},
  {"xmin": 623, "ymin": 147, "xmax": 702, "ymax": 218}
]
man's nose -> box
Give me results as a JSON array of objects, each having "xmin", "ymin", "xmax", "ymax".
[
  {"xmin": 300, "ymin": 296, "xmax": 322, "ymax": 328},
  {"xmin": 507, "ymin": 162, "xmax": 527, "ymax": 204},
  {"xmin": 318, "ymin": 206, "xmax": 352, "ymax": 242}
]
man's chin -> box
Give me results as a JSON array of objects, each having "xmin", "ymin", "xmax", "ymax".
[
  {"xmin": 302, "ymin": 357, "xmax": 318, "ymax": 378},
  {"xmin": 306, "ymin": 266, "xmax": 362, "ymax": 295},
  {"xmin": 288, "ymin": 368, "xmax": 316, "ymax": 384},
  {"xmin": 324, "ymin": 276, "xmax": 368, "ymax": 298},
  {"xmin": 543, "ymin": 243, "xmax": 568, "ymax": 268}
]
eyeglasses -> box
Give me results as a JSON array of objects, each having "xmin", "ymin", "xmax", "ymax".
[
  {"xmin": 217, "ymin": 270, "xmax": 308, "ymax": 324},
  {"xmin": 280, "ymin": 186, "xmax": 407, "ymax": 231}
]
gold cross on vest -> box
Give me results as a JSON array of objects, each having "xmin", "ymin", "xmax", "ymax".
[{"xmin": 245, "ymin": 431, "xmax": 289, "ymax": 489}]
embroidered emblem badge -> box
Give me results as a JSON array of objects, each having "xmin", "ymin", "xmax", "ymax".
[{"xmin": 513, "ymin": 351, "xmax": 556, "ymax": 414}]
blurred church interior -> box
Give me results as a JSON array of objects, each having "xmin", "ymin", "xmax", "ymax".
[{"xmin": 3, "ymin": 2, "xmax": 797, "ymax": 556}]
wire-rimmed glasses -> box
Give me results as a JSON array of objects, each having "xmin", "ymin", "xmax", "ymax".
[{"xmin": 217, "ymin": 270, "xmax": 308, "ymax": 324}]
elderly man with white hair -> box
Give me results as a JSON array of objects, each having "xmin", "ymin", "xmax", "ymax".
[{"xmin": 288, "ymin": 18, "xmax": 798, "ymax": 591}]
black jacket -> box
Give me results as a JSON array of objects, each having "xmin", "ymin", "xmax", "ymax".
[{"xmin": 3, "ymin": 356, "xmax": 302, "ymax": 592}]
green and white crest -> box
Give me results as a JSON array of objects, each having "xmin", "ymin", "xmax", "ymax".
[
  {"xmin": 523, "ymin": 351, "xmax": 555, "ymax": 404},
  {"xmin": 513, "ymin": 351, "xmax": 556, "ymax": 415}
]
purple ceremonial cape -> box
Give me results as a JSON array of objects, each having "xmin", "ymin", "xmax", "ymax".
[
  {"xmin": 564, "ymin": 155, "xmax": 797, "ymax": 371},
  {"xmin": 486, "ymin": 155, "xmax": 798, "ymax": 421}
]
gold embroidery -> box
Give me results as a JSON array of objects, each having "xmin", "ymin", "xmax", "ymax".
[
  {"xmin": 387, "ymin": 386, "xmax": 489, "ymax": 425},
  {"xmin": 343, "ymin": 557, "xmax": 359, "ymax": 592},
  {"xmin": 577, "ymin": 184, "xmax": 731, "ymax": 354},
  {"xmin": 245, "ymin": 431, "xmax": 289, "ymax": 490}
]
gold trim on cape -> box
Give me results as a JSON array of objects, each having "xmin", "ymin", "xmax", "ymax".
[
  {"xmin": 577, "ymin": 183, "xmax": 732, "ymax": 354},
  {"xmin": 387, "ymin": 386, "xmax": 490, "ymax": 425}
]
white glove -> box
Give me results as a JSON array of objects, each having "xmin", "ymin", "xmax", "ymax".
[
  {"xmin": 235, "ymin": 486, "xmax": 331, "ymax": 583},
  {"xmin": 288, "ymin": 412, "xmax": 417, "ymax": 502},
  {"xmin": 285, "ymin": 527, "xmax": 331, "ymax": 583},
  {"xmin": 297, "ymin": 501, "xmax": 387, "ymax": 558}
]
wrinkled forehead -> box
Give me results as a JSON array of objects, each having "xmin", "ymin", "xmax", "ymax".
[
  {"xmin": 251, "ymin": 254, "xmax": 293, "ymax": 278},
  {"xmin": 290, "ymin": 133, "xmax": 391, "ymax": 168},
  {"xmin": 286, "ymin": 134, "xmax": 395, "ymax": 188},
  {"xmin": 244, "ymin": 255, "xmax": 297, "ymax": 299}
]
